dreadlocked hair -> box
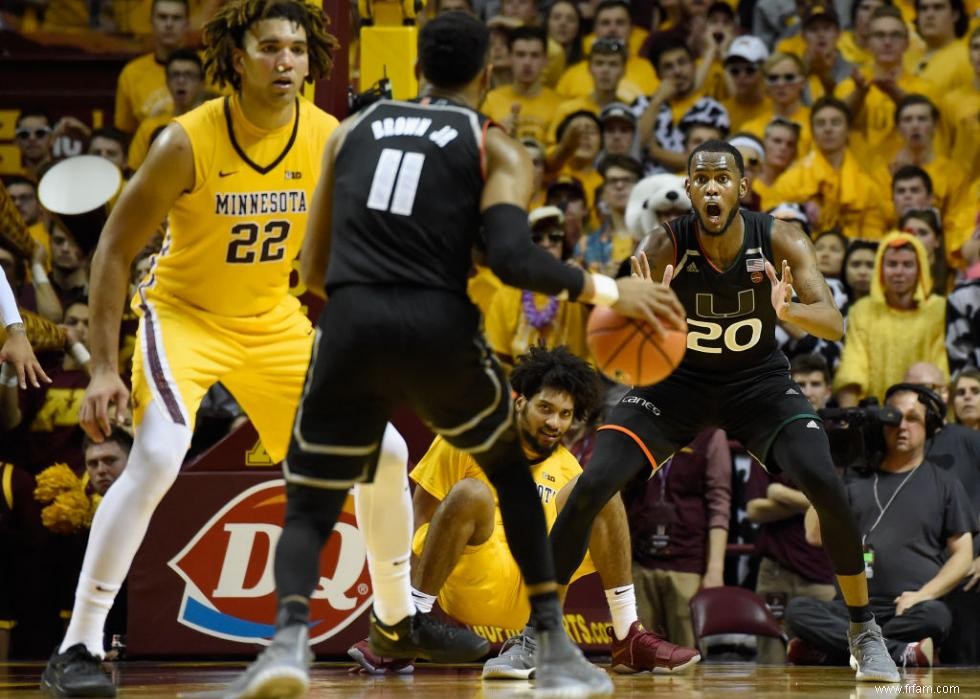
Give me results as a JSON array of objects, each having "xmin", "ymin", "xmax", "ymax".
[
  {"xmin": 510, "ymin": 346, "xmax": 603, "ymax": 423},
  {"xmin": 203, "ymin": 0, "xmax": 339, "ymax": 92}
]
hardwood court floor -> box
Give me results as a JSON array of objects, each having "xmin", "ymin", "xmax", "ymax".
[{"xmin": 2, "ymin": 661, "xmax": 977, "ymax": 698}]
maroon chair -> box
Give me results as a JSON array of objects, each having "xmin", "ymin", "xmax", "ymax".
[{"xmin": 689, "ymin": 586, "xmax": 788, "ymax": 655}]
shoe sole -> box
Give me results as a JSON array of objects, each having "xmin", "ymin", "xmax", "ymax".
[
  {"xmin": 371, "ymin": 636, "xmax": 490, "ymax": 664},
  {"xmin": 611, "ymin": 652, "xmax": 702, "ymax": 675},
  {"xmin": 482, "ymin": 665, "xmax": 535, "ymax": 680},
  {"xmin": 235, "ymin": 667, "xmax": 309, "ymax": 699},
  {"xmin": 41, "ymin": 674, "xmax": 117, "ymax": 698},
  {"xmin": 850, "ymin": 654, "xmax": 900, "ymax": 683},
  {"xmin": 348, "ymin": 647, "xmax": 414, "ymax": 675}
]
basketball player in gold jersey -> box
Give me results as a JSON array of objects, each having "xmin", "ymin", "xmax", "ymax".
[{"xmin": 40, "ymin": 2, "xmax": 429, "ymax": 696}]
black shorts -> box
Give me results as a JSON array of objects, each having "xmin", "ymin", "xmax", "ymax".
[
  {"xmin": 284, "ymin": 285, "xmax": 513, "ymax": 487},
  {"xmin": 603, "ymin": 359, "xmax": 818, "ymax": 471}
]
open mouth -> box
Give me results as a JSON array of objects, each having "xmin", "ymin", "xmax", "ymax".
[
  {"xmin": 705, "ymin": 202, "xmax": 723, "ymax": 222},
  {"xmin": 273, "ymin": 78, "xmax": 293, "ymax": 90}
]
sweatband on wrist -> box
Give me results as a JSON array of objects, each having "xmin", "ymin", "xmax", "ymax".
[
  {"xmin": 70, "ymin": 342, "xmax": 91, "ymax": 365},
  {"xmin": 589, "ymin": 274, "xmax": 620, "ymax": 307},
  {"xmin": 31, "ymin": 263, "xmax": 50, "ymax": 285}
]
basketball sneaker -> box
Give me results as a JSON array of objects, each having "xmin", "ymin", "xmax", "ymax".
[
  {"xmin": 610, "ymin": 622, "xmax": 701, "ymax": 674},
  {"xmin": 223, "ymin": 624, "xmax": 312, "ymax": 699},
  {"xmin": 41, "ymin": 643, "xmax": 116, "ymax": 697},
  {"xmin": 535, "ymin": 627, "xmax": 613, "ymax": 697},
  {"xmin": 900, "ymin": 637, "xmax": 934, "ymax": 669},
  {"xmin": 347, "ymin": 638, "xmax": 415, "ymax": 675},
  {"xmin": 482, "ymin": 627, "xmax": 536, "ymax": 680},
  {"xmin": 848, "ymin": 619, "xmax": 901, "ymax": 683},
  {"xmin": 368, "ymin": 611, "xmax": 490, "ymax": 663}
]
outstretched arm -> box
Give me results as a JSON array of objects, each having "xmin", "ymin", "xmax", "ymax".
[{"xmin": 768, "ymin": 220, "xmax": 844, "ymax": 341}]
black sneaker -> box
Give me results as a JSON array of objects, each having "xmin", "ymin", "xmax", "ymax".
[
  {"xmin": 41, "ymin": 644, "xmax": 116, "ymax": 697},
  {"xmin": 368, "ymin": 611, "xmax": 490, "ymax": 663}
]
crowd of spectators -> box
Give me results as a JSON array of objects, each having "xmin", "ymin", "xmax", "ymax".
[{"xmin": 1, "ymin": 0, "xmax": 979, "ymax": 669}]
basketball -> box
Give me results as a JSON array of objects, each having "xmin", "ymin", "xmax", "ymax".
[{"xmin": 586, "ymin": 306, "xmax": 687, "ymax": 386}]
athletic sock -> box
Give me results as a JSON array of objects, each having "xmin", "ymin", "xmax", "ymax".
[
  {"xmin": 604, "ymin": 584, "xmax": 639, "ymax": 641},
  {"xmin": 60, "ymin": 575, "xmax": 119, "ymax": 656},
  {"xmin": 411, "ymin": 587, "xmax": 436, "ymax": 614}
]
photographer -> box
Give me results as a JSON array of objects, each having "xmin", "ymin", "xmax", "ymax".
[{"xmin": 785, "ymin": 384, "xmax": 976, "ymax": 668}]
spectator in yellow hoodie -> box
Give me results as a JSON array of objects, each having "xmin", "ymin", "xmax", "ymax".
[{"xmin": 834, "ymin": 231, "xmax": 948, "ymax": 406}]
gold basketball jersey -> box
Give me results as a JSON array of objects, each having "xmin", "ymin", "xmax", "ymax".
[{"xmin": 146, "ymin": 95, "xmax": 337, "ymax": 316}]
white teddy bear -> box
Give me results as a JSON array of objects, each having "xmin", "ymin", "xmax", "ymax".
[{"xmin": 624, "ymin": 173, "xmax": 693, "ymax": 239}]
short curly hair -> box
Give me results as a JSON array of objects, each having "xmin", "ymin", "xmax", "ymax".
[
  {"xmin": 510, "ymin": 346, "xmax": 603, "ymax": 422},
  {"xmin": 203, "ymin": 0, "xmax": 338, "ymax": 92}
]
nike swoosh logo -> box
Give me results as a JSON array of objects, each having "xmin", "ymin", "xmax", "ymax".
[
  {"xmin": 218, "ymin": 170, "xmax": 237, "ymax": 178},
  {"xmin": 614, "ymin": 589, "xmax": 630, "ymax": 595},
  {"xmin": 376, "ymin": 626, "xmax": 400, "ymax": 642}
]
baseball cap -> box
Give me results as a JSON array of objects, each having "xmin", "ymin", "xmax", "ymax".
[
  {"xmin": 529, "ymin": 205, "xmax": 565, "ymax": 228},
  {"xmin": 599, "ymin": 102, "xmax": 637, "ymax": 128},
  {"xmin": 802, "ymin": 3, "xmax": 840, "ymax": 28},
  {"xmin": 724, "ymin": 35, "xmax": 769, "ymax": 64}
]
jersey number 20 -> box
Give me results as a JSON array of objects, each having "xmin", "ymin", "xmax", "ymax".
[{"xmin": 226, "ymin": 220, "xmax": 289, "ymax": 263}]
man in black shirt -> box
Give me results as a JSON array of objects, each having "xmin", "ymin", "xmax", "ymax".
[
  {"xmin": 232, "ymin": 11, "xmax": 686, "ymax": 699},
  {"xmin": 548, "ymin": 139, "xmax": 902, "ymax": 682},
  {"xmin": 786, "ymin": 385, "xmax": 977, "ymax": 667}
]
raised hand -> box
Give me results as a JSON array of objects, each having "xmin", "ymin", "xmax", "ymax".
[
  {"xmin": 0, "ymin": 325, "xmax": 50, "ymax": 389},
  {"xmin": 765, "ymin": 259, "xmax": 794, "ymax": 320}
]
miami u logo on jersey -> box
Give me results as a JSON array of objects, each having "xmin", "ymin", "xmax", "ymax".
[{"xmin": 688, "ymin": 290, "xmax": 762, "ymax": 354}]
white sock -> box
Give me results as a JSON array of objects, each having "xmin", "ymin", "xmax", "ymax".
[
  {"xmin": 61, "ymin": 401, "xmax": 191, "ymax": 656},
  {"xmin": 411, "ymin": 587, "xmax": 436, "ymax": 614},
  {"xmin": 604, "ymin": 584, "xmax": 639, "ymax": 641},
  {"xmin": 354, "ymin": 424, "xmax": 415, "ymax": 626}
]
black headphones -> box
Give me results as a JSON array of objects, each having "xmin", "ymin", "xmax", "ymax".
[{"xmin": 884, "ymin": 383, "xmax": 946, "ymax": 439}]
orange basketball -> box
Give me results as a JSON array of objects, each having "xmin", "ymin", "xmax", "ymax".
[{"xmin": 586, "ymin": 306, "xmax": 687, "ymax": 386}]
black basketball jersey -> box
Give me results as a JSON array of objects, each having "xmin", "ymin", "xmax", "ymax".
[
  {"xmin": 665, "ymin": 211, "xmax": 783, "ymax": 375},
  {"xmin": 325, "ymin": 98, "xmax": 490, "ymax": 294}
]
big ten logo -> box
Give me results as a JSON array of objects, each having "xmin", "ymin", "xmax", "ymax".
[
  {"xmin": 168, "ymin": 480, "xmax": 373, "ymax": 644},
  {"xmin": 562, "ymin": 613, "xmax": 612, "ymax": 645}
]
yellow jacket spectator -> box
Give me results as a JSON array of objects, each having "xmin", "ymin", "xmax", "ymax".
[
  {"xmin": 904, "ymin": 0, "xmax": 974, "ymax": 93},
  {"xmin": 718, "ymin": 36, "xmax": 773, "ymax": 132},
  {"xmin": 545, "ymin": 0, "xmax": 586, "ymax": 69},
  {"xmin": 556, "ymin": 1, "xmax": 657, "ymax": 99},
  {"xmin": 871, "ymin": 96, "xmax": 973, "ymax": 252},
  {"xmin": 115, "ymin": 0, "xmax": 190, "ymax": 133},
  {"xmin": 764, "ymin": 97, "xmax": 886, "ymax": 240},
  {"xmin": 481, "ymin": 26, "xmax": 563, "ymax": 146},
  {"xmin": 128, "ymin": 49, "xmax": 209, "ymax": 171},
  {"xmin": 484, "ymin": 207, "xmax": 591, "ymax": 370},
  {"xmin": 741, "ymin": 53, "xmax": 813, "ymax": 159},
  {"xmin": 941, "ymin": 27, "xmax": 980, "ymax": 181},
  {"xmin": 834, "ymin": 232, "xmax": 948, "ymax": 405},
  {"xmin": 834, "ymin": 6, "xmax": 943, "ymax": 161},
  {"xmin": 755, "ymin": 118, "xmax": 802, "ymax": 203}
]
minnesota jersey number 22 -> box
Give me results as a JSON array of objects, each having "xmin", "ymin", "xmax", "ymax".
[{"xmin": 226, "ymin": 220, "xmax": 290, "ymax": 263}]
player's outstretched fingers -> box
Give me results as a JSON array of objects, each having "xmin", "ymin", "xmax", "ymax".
[
  {"xmin": 662, "ymin": 263, "xmax": 674, "ymax": 287},
  {"xmin": 764, "ymin": 260, "xmax": 780, "ymax": 285},
  {"xmin": 782, "ymin": 259, "xmax": 794, "ymax": 287}
]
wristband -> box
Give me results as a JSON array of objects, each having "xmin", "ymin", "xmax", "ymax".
[
  {"xmin": 0, "ymin": 363, "xmax": 18, "ymax": 387},
  {"xmin": 31, "ymin": 263, "xmax": 50, "ymax": 285},
  {"xmin": 589, "ymin": 274, "xmax": 620, "ymax": 307},
  {"xmin": 70, "ymin": 342, "xmax": 91, "ymax": 365}
]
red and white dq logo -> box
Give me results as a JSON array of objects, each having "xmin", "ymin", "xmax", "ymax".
[{"xmin": 168, "ymin": 480, "xmax": 373, "ymax": 645}]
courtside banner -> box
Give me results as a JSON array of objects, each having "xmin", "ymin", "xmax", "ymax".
[{"xmin": 128, "ymin": 420, "xmax": 610, "ymax": 656}]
